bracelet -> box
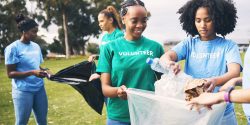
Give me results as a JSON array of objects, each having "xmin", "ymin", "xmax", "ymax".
[
  {"xmin": 224, "ymin": 92, "xmax": 230, "ymax": 103},
  {"xmin": 224, "ymin": 86, "xmax": 235, "ymax": 103}
]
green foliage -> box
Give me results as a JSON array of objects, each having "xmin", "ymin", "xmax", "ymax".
[
  {"xmin": 36, "ymin": 0, "xmax": 122, "ymax": 55},
  {"xmin": 34, "ymin": 36, "xmax": 49, "ymax": 57},
  {"xmin": 0, "ymin": 0, "xmax": 28, "ymax": 55},
  {"xmin": 86, "ymin": 43, "xmax": 100, "ymax": 54},
  {"xmin": 48, "ymin": 39, "xmax": 65, "ymax": 54},
  {"xmin": 0, "ymin": 56, "xmax": 106, "ymax": 125}
]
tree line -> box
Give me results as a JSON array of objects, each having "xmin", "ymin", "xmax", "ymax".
[{"xmin": 0, "ymin": 0, "xmax": 122, "ymax": 59}]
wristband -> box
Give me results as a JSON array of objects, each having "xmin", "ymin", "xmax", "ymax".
[
  {"xmin": 224, "ymin": 86, "xmax": 234, "ymax": 103},
  {"xmin": 224, "ymin": 92, "xmax": 230, "ymax": 103}
]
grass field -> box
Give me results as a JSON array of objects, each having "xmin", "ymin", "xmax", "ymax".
[{"xmin": 0, "ymin": 55, "xmax": 247, "ymax": 125}]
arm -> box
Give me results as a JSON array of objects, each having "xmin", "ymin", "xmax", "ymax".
[
  {"xmin": 213, "ymin": 63, "xmax": 241, "ymax": 86},
  {"xmin": 101, "ymin": 73, "xmax": 119, "ymax": 98},
  {"xmin": 188, "ymin": 89, "xmax": 250, "ymax": 106},
  {"xmin": 204, "ymin": 63, "xmax": 241, "ymax": 92},
  {"xmin": 219, "ymin": 77, "xmax": 242, "ymax": 91},
  {"xmin": 101, "ymin": 73, "xmax": 127, "ymax": 99},
  {"xmin": 230, "ymin": 89, "xmax": 250, "ymax": 103},
  {"xmin": 6, "ymin": 64, "xmax": 45, "ymax": 78}
]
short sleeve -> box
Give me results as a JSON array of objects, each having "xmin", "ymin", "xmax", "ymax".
[
  {"xmin": 96, "ymin": 44, "xmax": 112, "ymax": 73},
  {"xmin": 172, "ymin": 38, "xmax": 189, "ymax": 61},
  {"xmin": 225, "ymin": 41, "xmax": 243, "ymax": 69},
  {"xmin": 4, "ymin": 45, "xmax": 20, "ymax": 65}
]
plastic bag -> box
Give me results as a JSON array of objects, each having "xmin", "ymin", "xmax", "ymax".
[
  {"xmin": 155, "ymin": 72, "xmax": 192, "ymax": 100},
  {"xmin": 127, "ymin": 88, "xmax": 226, "ymax": 125},
  {"xmin": 127, "ymin": 71, "xmax": 226, "ymax": 125}
]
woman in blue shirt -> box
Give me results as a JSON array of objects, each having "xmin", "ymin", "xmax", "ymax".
[
  {"xmin": 160, "ymin": 0, "xmax": 242, "ymax": 125},
  {"xmin": 4, "ymin": 14, "xmax": 48, "ymax": 125}
]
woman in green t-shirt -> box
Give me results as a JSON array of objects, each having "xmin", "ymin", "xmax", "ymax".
[
  {"xmin": 97, "ymin": 0, "xmax": 164, "ymax": 124},
  {"xmin": 88, "ymin": 5, "xmax": 124, "ymax": 81}
]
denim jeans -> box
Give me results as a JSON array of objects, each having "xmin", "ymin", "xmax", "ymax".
[
  {"xmin": 221, "ymin": 110, "xmax": 238, "ymax": 125},
  {"xmin": 107, "ymin": 118, "xmax": 130, "ymax": 125},
  {"xmin": 12, "ymin": 87, "xmax": 48, "ymax": 125}
]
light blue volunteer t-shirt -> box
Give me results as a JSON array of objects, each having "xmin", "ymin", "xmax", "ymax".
[
  {"xmin": 242, "ymin": 46, "xmax": 250, "ymax": 117},
  {"xmin": 172, "ymin": 36, "xmax": 242, "ymax": 116},
  {"xmin": 5, "ymin": 40, "xmax": 44, "ymax": 92}
]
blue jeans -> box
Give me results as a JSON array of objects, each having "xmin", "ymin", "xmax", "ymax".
[
  {"xmin": 221, "ymin": 110, "xmax": 238, "ymax": 125},
  {"xmin": 107, "ymin": 118, "xmax": 130, "ymax": 125},
  {"xmin": 12, "ymin": 87, "xmax": 48, "ymax": 125}
]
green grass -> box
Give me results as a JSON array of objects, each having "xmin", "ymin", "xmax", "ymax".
[
  {"xmin": 0, "ymin": 55, "xmax": 247, "ymax": 125},
  {"xmin": 0, "ymin": 56, "xmax": 106, "ymax": 125}
]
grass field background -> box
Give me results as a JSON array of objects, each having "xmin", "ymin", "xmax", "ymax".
[{"xmin": 0, "ymin": 55, "xmax": 247, "ymax": 125}]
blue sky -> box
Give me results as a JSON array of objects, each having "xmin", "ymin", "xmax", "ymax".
[{"xmin": 27, "ymin": 0, "xmax": 250, "ymax": 44}]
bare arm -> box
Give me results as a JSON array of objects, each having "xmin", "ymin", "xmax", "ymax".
[
  {"xmin": 219, "ymin": 77, "xmax": 242, "ymax": 91},
  {"xmin": 204, "ymin": 63, "xmax": 241, "ymax": 92},
  {"xmin": 230, "ymin": 89, "xmax": 250, "ymax": 103},
  {"xmin": 212, "ymin": 63, "xmax": 241, "ymax": 86},
  {"xmin": 6, "ymin": 64, "xmax": 45, "ymax": 78},
  {"xmin": 188, "ymin": 89, "xmax": 250, "ymax": 106},
  {"xmin": 100, "ymin": 73, "xmax": 119, "ymax": 98}
]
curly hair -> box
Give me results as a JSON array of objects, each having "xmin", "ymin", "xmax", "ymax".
[{"xmin": 177, "ymin": 0, "xmax": 237, "ymax": 37}]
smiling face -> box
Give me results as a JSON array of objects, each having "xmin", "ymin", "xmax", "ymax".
[
  {"xmin": 122, "ymin": 5, "xmax": 147, "ymax": 40},
  {"xmin": 195, "ymin": 7, "xmax": 216, "ymax": 41}
]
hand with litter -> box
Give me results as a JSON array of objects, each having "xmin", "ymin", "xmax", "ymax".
[{"xmin": 117, "ymin": 85, "xmax": 128, "ymax": 100}]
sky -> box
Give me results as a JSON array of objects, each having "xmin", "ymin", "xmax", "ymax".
[
  {"xmin": 142, "ymin": 0, "xmax": 250, "ymax": 44},
  {"xmin": 26, "ymin": 0, "xmax": 250, "ymax": 44}
]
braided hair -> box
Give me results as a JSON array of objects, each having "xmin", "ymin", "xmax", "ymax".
[
  {"xmin": 120, "ymin": 0, "xmax": 145, "ymax": 17},
  {"xmin": 178, "ymin": 0, "xmax": 237, "ymax": 37}
]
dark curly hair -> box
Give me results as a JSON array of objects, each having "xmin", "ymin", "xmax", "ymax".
[{"xmin": 177, "ymin": 0, "xmax": 237, "ymax": 37}]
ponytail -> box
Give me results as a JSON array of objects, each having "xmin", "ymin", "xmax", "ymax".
[{"xmin": 99, "ymin": 6, "xmax": 123, "ymax": 29}]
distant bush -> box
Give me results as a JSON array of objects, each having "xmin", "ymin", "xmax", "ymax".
[
  {"xmin": 48, "ymin": 39, "xmax": 65, "ymax": 54},
  {"xmin": 86, "ymin": 43, "xmax": 99, "ymax": 54}
]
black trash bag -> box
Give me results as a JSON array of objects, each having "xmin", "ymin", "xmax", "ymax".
[{"xmin": 48, "ymin": 61, "xmax": 104, "ymax": 115}]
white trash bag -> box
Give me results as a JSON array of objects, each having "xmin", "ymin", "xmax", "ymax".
[{"xmin": 127, "ymin": 73, "xmax": 226, "ymax": 125}]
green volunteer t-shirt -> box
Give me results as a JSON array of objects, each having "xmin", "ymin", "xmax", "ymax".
[
  {"xmin": 101, "ymin": 28, "xmax": 124, "ymax": 45},
  {"xmin": 97, "ymin": 36, "xmax": 164, "ymax": 122}
]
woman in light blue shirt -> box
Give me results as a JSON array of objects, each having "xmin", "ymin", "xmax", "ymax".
[
  {"xmin": 4, "ymin": 14, "xmax": 48, "ymax": 125},
  {"xmin": 160, "ymin": 0, "xmax": 242, "ymax": 125}
]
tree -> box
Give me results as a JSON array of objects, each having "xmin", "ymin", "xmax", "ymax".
[
  {"xmin": 36, "ymin": 0, "xmax": 122, "ymax": 57},
  {"xmin": 0, "ymin": 0, "xmax": 28, "ymax": 58}
]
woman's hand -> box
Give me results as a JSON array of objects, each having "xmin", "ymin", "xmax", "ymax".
[
  {"xmin": 204, "ymin": 78, "xmax": 216, "ymax": 92},
  {"xmin": 32, "ymin": 70, "xmax": 47, "ymax": 78},
  {"xmin": 117, "ymin": 85, "xmax": 128, "ymax": 100},
  {"xmin": 187, "ymin": 92, "xmax": 225, "ymax": 106},
  {"xmin": 160, "ymin": 60, "xmax": 181, "ymax": 75},
  {"xmin": 89, "ymin": 73, "xmax": 101, "ymax": 81}
]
